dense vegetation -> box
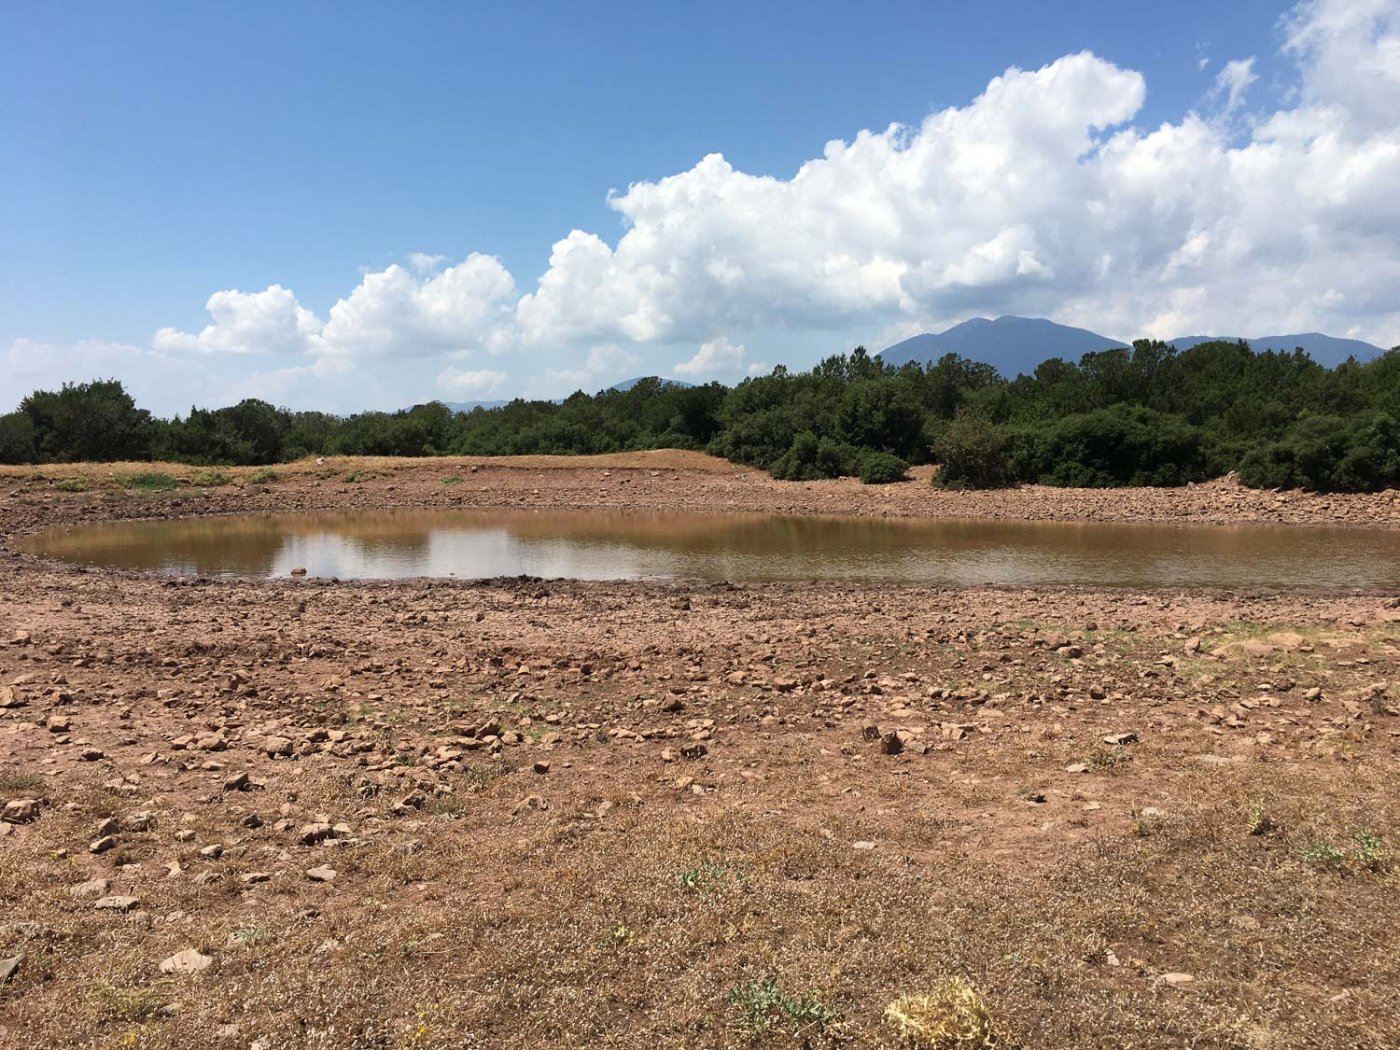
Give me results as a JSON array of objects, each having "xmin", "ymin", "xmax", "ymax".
[{"xmin": 4, "ymin": 338, "xmax": 1400, "ymax": 491}]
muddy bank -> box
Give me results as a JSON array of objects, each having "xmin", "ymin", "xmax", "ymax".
[{"xmin": 3, "ymin": 452, "xmax": 1400, "ymax": 549}]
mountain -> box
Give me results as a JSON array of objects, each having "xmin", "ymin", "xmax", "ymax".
[
  {"xmin": 609, "ymin": 376, "xmax": 694, "ymax": 392},
  {"xmin": 437, "ymin": 400, "xmax": 512, "ymax": 413},
  {"xmin": 879, "ymin": 316, "xmax": 1128, "ymax": 375},
  {"xmin": 1166, "ymin": 333, "xmax": 1385, "ymax": 367}
]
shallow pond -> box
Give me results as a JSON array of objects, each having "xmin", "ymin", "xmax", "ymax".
[{"xmin": 17, "ymin": 507, "xmax": 1400, "ymax": 590}]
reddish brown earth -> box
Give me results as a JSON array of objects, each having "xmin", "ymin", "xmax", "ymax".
[{"xmin": 0, "ymin": 455, "xmax": 1398, "ymax": 1049}]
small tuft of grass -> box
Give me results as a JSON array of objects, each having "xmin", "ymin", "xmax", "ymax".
[
  {"xmin": 1302, "ymin": 842, "xmax": 1348, "ymax": 870},
  {"xmin": 344, "ymin": 470, "xmax": 364, "ymax": 483},
  {"xmin": 1246, "ymin": 800, "xmax": 1277, "ymax": 837},
  {"xmin": 55, "ymin": 477, "xmax": 89, "ymax": 492},
  {"xmin": 191, "ymin": 468, "xmax": 230, "ymax": 487},
  {"xmin": 247, "ymin": 466, "xmax": 278, "ymax": 484},
  {"xmin": 0, "ymin": 769, "xmax": 46, "ymax": 793},
  {"xmin": 675, "ymin": 860, "xmax": 733, "ymax": 894},
  {"xmin": 93, "ymin": 983, "xmax": 165, "ymax": 1022},
  {"xmin": 885, "ymin": 978, "xmax": 998, "ymax": 1049},
  {"xmin": 441, "ymin": 475, "xmax": 465, "ymax": 487},
  {"xmin": 727, "ymin": 976, "xmax": 838, "ymax": 1040},
  {"xmin": 121, "ymin": 472, "xmax": 179, "ymax": 492},
  {"xmin": 1354, "ymin": 831, "xmax": 1388, "ymax": 873}
]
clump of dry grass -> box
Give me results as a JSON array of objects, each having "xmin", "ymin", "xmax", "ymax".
[{"xmin": 886, "ymin": 978, "xmax": 997, "ymax": 1049}]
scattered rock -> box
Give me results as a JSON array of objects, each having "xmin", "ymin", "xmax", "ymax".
[
  {"xmin": 2, "ymin": 799, "xmax": 39, "ymax": 824},
  {"xmin": 1064, "ymin": 762, "xmax": 1090, "ymax": 774},
  {"xmin": 1160, "ymin": 972, "xmax": 1195, "ymax": 987},
  {"xmin": 0, "ymin": 955, "xmax": 21, "ymax": 986},
  {"xmin": 262, "ymin": 735, "xmax": 294, "ymax": 758},
  {"xmin": 94, "ymin": 895, "xmax": 140, "ymax": 913},
  {"xmin": 1103, "ymin": 732, "xmax": 1139, "ymax": 746},
  {"xmin": 305, "ymin": 865, "xmax": 338, "ymax": 883},
  {"xmin": 159, "ymin": 948, "xmax": 213, "ymax": 975},
  {"xmin": 532, "ymin": 760, "xmax": 551, "ymax": 774},
  {"xmin": 69, "ymin": 877, "xmax": 110, "ymax": 899}
]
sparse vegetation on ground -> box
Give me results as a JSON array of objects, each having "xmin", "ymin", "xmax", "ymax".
[{"xmin": 0, "ymin": 462, "xmax": 1398, "ymax": 1047}]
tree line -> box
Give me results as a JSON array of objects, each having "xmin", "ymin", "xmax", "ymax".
[{"xmin": 3, "ymin": 338, "xmax": 1399, "ymax": 491}]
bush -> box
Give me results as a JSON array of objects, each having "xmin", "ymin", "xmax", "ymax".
[
  {"xmin": 934, "ymin": 413, "xmax": 1013, "ymax": 489},
  {"xmin": 768, "ymin": 433, "xmax": 866, "ymax": 480},
  {"xmin": 1010, "ymin": 405, "xmax": 1207, "ymax": 487},
  {"xmin": 859, "ymin": 451, "xmax": 910, "ymax": 484},
  {"xmin": 122, "ymin": 472, "xmax": 179, "ymax": 491}
]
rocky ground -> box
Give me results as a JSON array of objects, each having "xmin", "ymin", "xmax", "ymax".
[{"xmin": 1, "ymin": 455, "xmax": 1398, "ymax": 1048}]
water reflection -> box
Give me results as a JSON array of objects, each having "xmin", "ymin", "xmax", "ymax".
[{"xmin": 18, "ymin": 507, "xmax": 1400, "ymax": 590}]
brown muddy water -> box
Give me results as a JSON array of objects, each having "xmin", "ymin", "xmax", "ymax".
[{"xmin": 16, "ymin": 507, "xmax": 1400, "ymax": 589}]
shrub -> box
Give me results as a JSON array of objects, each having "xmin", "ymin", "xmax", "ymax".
[
  {"xmin": 122, "ymin": 472, "xmax": 179, "ymax": 491},
  {"xmin": 859, "ymin": 451, "xmax": 910, "ymax": 484},
  {"xmin": 1011, "ymin": 405, "xmax": 1207, "ymax": 487},
  {"xmin": 934, "ymin": 412, "xmax": 1013, "ymax": 489}
]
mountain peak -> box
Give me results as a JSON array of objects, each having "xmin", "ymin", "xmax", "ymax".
[{"xmin": 880, "ymin": 316, "xmax": 1128, "ymax": 375}]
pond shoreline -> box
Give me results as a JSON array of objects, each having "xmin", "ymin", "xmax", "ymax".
[{"xmin": 2, "ymin": 455, "xmax": 1399, "ymax": 1046}]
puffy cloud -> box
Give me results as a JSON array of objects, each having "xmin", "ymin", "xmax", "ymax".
[
  {"xmin": 153, "ymin": 285, "xmax": 322, "ymax": 356},
  {"xmin": 435, "ymin": 366, "xmax": 509, "ymax": 399},
  {"xmin": 673, "ymin": 336, "xmax": 747, "ymax": 378},
  {"xmin": 406, "ymin": 252, "xmax": 447, "ymax": 273},
  {"xmin": 321, "ymin": 254, "xmax": 516, "ymax": 358},
  {"xmin": 151, "ymin": 254, "xmax": 516, "ymax": 363}
]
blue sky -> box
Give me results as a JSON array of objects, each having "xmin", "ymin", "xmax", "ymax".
[{"xmin": 3, "ymin": 0, "xmax": 1398, "ymax": 413}]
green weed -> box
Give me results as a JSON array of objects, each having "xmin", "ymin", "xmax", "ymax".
[{"xmin": 727, "ymin": 976, "xmax": 838, "ymax": 1040}]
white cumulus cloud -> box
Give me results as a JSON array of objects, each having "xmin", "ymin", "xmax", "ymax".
[
  {"xmin": 435, "ymin": 366, "xmax": 509, "ymax": 399},
  {"xmin": 674, "ymin": 336, "xmax": 747, "ymax": 378}
]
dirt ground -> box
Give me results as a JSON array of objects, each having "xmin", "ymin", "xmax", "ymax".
[{"xmin": 1, "ymin": 455, "xmax": 1398, "ymax": 1049}]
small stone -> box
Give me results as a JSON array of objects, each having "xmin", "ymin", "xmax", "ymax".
[
  {"xmin": 89, "ymin": 835, "xmax": 117, "ymax": 854},
  {"xmin": 1103, "ymin": 732, "xmax": 1139, "ymax": 746},
  {"xmin": 125, "ymin": 811, "xmax": 157, "ymax": 832},
  {"xmin": 298, "ymin": 822, "xmax": 333, "ymax": 846},
  {"xmin": 290, "ymin": 567, "xmax": 308, "ymax": 577},
  {"xmin": 70, "ymin": 877, "xmax": 112, "ymax": 898},
  {"xmin": 223, "ymin": 771, "xmax": 251, "ymax": 792},
  {"xmin": 852, "ymin": 840, "xmax": 876, "ymax": 850},
  {"xmin": 1064, "ymin": 762, "xmax": 1090, "ymax": 774},
  {"xmin": 95, "ymin": 817, "xmax": 119, "ymax": 837},
  {"xmin": 1160, "ymin": 972, "xmax": 1195, "ymax": 987},
  {"xmin": 2, "ymin": 799, "xmax": 40, "ymax": 824},
  {"xmin": 262, "ymin": 735, "xmax": 294, "ymax": 758},
  {"xmin": 305, "ymin": 865, "xmax": 337, "ymax": 883},
  {"xmin": 94, "ymin": 895, "xmax": 140, "ymax": 912},
  {"xmin": 532, "ymin": 760, "xmax": 551, "ymax": 775},
  {"xmin": 79, "ymin": 747, "xmax": 105, "ymax": 762},
  {"xmin": 199, "ymin": 844, "xmax": 224, "ymax": 860},
  {"xmin": 159, "ymin": 948, "xmax": 213, "ymax": 974},
  {"xmin": 0, "ymin": 955, "xmax": 21, "ymax": 986},
  {"xmin": 240, "ymin": 871, "xmax": 272, "ymax": 886}
]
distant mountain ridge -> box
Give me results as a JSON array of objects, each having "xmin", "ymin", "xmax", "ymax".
[
  {"xmin": 880, "ymin": 316, "xmax": 1129, "ymax": 375},
  {"xmin": 1166, "ymin": 333, "xmax": 1384, "ymax": 367},
  {"xmin": 879, "ymin": 315, "xmax": 1386, "ymax": 376},
  {"xmin": 425, "ymin": 377, "xmax": 691, "ymax": 414}
]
